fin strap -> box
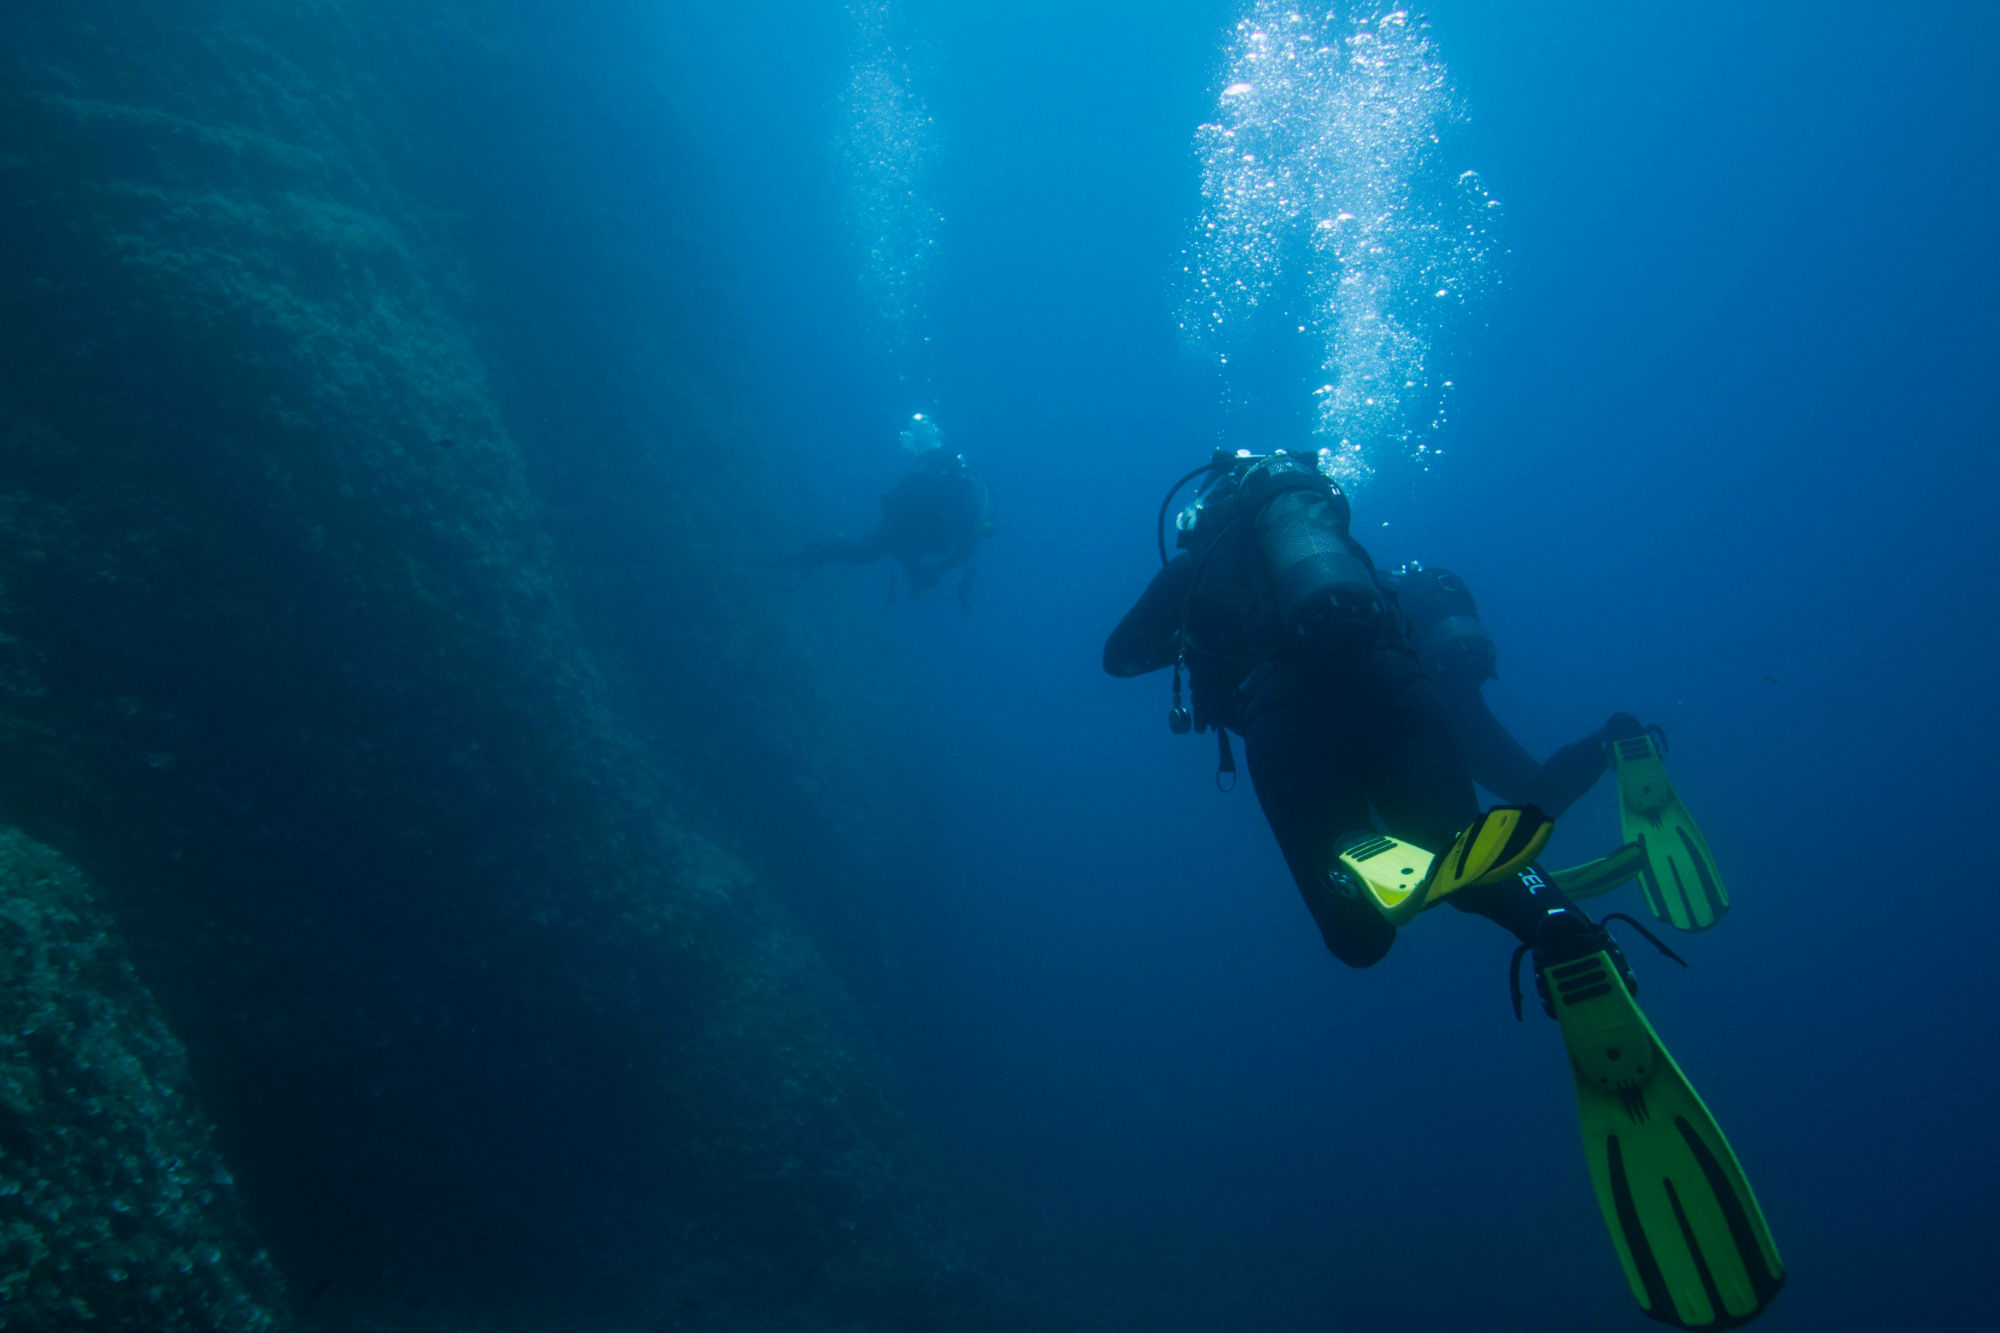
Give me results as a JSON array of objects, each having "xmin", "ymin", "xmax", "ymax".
[{"xmin": 1601, "ymin": 913, "xmax": 1690, "ymax": 969}]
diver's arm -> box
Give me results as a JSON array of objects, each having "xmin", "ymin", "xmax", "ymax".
[
  {"xmin": 1103, "ymin": 555, "xmax": 1194, "ymax": 677},
  {"xmin": 1534, "ymin": 731, "xmax": 1616, "ymax": 814},
  {"xmin": 1451, "ymin": 690, "xmax": 1608, "ymax": 817}
]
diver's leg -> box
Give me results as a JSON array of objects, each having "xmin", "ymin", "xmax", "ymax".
[
  {"xmin": 1371, "ymin": 663, "xmax": 1577, "ymax": 944},
  {"xmin": 1450, "ymin": 865, "xmax": 1585, "ymax": 945},
  {"xmin": 1244, "ymin": 699, "xmax": 1395, "ymax": 968},
  {"xmin": 772, "ymin": 531, "xmax": 890, "ymax": 587},
  {"xmin": 1366, "ymin": 657, "xmax": 1479, "ymax": 845}
]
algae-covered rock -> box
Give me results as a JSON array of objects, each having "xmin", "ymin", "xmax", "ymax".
[
  {"xmin": 0, "ymin": 4, "xmax": 1007, "ymax": 1329},
  {"xmin": 0, "ymin": 828, "xmax": 286, "ymax": 1331}
]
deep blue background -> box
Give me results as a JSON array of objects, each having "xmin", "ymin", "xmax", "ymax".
[{"xmin": 641, "ymin": 2, "xmax": 1998, "ymax": 1327}]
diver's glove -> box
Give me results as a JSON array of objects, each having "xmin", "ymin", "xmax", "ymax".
[
  {"xmin": 1598, "ymin": 714, "xmax": 1667, "ymax": 753},
  {"xmin": 1599, "ymin": 713, "xmax": 1645, "ymax": 742}
]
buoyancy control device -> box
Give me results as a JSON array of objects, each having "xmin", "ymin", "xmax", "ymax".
[
  {"xmin": 1154, "ymin": 449, "xmax": 1390, "ymax": 763},
  {"xmin": 1164, "ymin": 448, "xmax": 1387, "ymax": 641}
]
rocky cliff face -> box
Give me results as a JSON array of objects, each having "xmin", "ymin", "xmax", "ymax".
[
  {"xmin": 0, "ymin": 3, "xmax": 984, "ymax": 1327},
  {"xmin": 0, "ymin": 829, "xmax": 286, "ymax": 1331}
]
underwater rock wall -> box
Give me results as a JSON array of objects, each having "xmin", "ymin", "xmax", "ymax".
[
  {"xmin": 0, "ymin": 828, "xmax": 286, "ymax": 1331},
  {"xmin": 0, "ymin": 2, "xmax": 984, "ymax": 1326}
]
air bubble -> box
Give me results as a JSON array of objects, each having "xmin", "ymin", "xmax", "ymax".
[{"xmin": 1176, "ymin": 2, "xmax": 1499, "ymax": 481}]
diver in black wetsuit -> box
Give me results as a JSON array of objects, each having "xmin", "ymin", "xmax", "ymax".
[
  {"xmin": 1103, "ymin": 448, "xmax": 1593, "ymax": 969},
  {"xmin": 1387, "ymin": 564, "xmax": 1647, "ymax": 817},
  {"xmin": 1105, "ymin": 456, "xmax": 1785, "ymax": 1326},
  {"xmin": 780, "ymin": 429, "xmax": 996, "ymax": 608}
]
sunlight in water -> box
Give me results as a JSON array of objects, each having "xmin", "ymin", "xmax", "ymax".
[
  {"xmin": 837, "ymin": 2, "xmax": 942, "ymax": 386},
  {"xmin": 1179, "ymin": 4, "xmax": 1499, "ymax": 484}
]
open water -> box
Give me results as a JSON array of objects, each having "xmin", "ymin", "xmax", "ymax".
[{"xmin": 4, "ymin": 2, "xmax": 1996, "ymax": 1330}]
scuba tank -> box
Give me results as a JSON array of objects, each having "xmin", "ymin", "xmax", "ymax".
[
  {"xmin": 1235, "ymin": 452, "xmax": 1385, "ymax": 638},
  {"xmin": 1153, "ymin": 449, "xmax": 1391, "ymax": 759},
  {"xmin": 1392, "ymin": 562, "xmax": 1497, "ymax": 680},
  {"xmin": 1165, "ymin": 449, "xmax": 1387, "ymax": 643}
]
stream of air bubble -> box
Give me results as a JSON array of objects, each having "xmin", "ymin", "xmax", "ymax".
[
  {"xmin": 837, "ymin": 2, "xmax": 942, "ymax": 399},
  {"xmin": 1178, "ymin": 4, "xmax": 1500, "ymax": 485}
]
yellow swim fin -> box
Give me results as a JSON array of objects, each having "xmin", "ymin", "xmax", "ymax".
[
  {"xmin": 1540, "ymin": 942, "xmax": 1784, "ymax": 1327},
  {"xmin": 1338, "ymin": 806, "xmax": 1553, "ymax": 926},
  {"xmin": 1611, "ymin": 733, "xmax": 1728, "ymax": 931},
  {"xmin": 1548, "ymin": 841, "xmax": 1648, "ymax": 901}
]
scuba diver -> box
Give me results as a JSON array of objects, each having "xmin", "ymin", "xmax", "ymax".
[
  {"xmin": 1103, "ymin": 447, "xmax": 1783, "ymax": 1329},
  {"xmin": 778, "ymin": 414, "xmax": 997, "ymax": 609},
  {"xmin": 1104, "ymin": 447, "xmax": 1584, "ymax": 969},
  {"xmin": 1389, "ymin": 564, "xmax": 1729, "ymax": 931}
]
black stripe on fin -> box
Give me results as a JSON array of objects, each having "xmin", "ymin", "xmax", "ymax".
[
  {"xmin": 1663, "ymin": 1176, "xmax": 1729, "ymax": 1329},
  {"xmin": 1637, "ymin": 846, "xmax": 1665, "ymax": 919},
  {"xmin": 1678, "ymin": 827, "xmax": 1725, "ymax": 927},
  {"xmin": 1675, "ymin": 1116, "xmax": 1785, "ymax": 1321},
  {"xmin": 1606, "ymin": 1135, "xmax": 1675, "ymax": 1321},
  {"xmin": 1452, "ymin": 811, "xmax": 1489, "ymax": 879},
  {"xmin": 1666, "ymin": 857, "xmax": 1693, "ymax": 930},
  {"xmin": 1498, "ymin": 809, "xmax": 1545, "ymax": 864}
]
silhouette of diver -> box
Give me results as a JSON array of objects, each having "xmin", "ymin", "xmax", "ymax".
[
  {"xmin": 779, "ymin": 417, "xmax": 997, "ymax": 608},
  {"xmin": 1104, "ymin": 446, "xmax": 1592, "ymax": 967}
]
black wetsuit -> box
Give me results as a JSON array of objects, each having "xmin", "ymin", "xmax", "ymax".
[
  {"xmin": 789, "ymin": 453, "xmax": 993, "ymax": 602},
  {"xmin": 1385, "ymin": 566, "xmax": 1614, "ymax": 818},
  {"xmin": 1106, "ymin": 526, "xmax": 1572, "ymax": 969},
  {"xmin": 1436, "ymin": 682, "xmax": 1610, "ymax": 817}
]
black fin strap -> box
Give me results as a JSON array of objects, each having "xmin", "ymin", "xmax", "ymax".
[
  {"xmin": 1508, "ymin": 943, "xmax": 1531, "ymax": 1022},
  {"xmin": 1215, "ymin": 729, "xmax": 1237, "ymax": 792},
  {"xmin": 1602, "ymin": 913, "xmax": 1690, "ymax": 968}
]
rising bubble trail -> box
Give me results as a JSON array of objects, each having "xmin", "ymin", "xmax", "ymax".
[
  {"xmin": 1180, "ymin": 4, "xmax": 1499, "ymax": 484},
  {"xmin": 838, "ymin": 3, "xmax": 942, "ymax": 390}
]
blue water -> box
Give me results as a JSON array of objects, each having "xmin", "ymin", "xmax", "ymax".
[
  {"xmin": 10, "ymin": 0, "xmax": 1997, "ymax": 1328},
  {"xmin": 654, "ymin": 1, "xmax": 2000, "ymax": 1327}
]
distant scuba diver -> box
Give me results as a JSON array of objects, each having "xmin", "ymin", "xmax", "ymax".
[
  {"xmin": 1103, "ymin": 447, "xmax": 1783, "ymax": 1330},
  {"xmin": 779, "ymin": 415, "xmax": 997, "ymax": 609}
]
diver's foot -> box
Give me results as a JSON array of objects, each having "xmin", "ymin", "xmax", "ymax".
[
  {"xmin": 1512, "ymin": 908, "xmax": 1636, "ymax": 1021},
  {"xmin": 1534, "ymin": 906, "xmax": 1617, "ymax": 966}
]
